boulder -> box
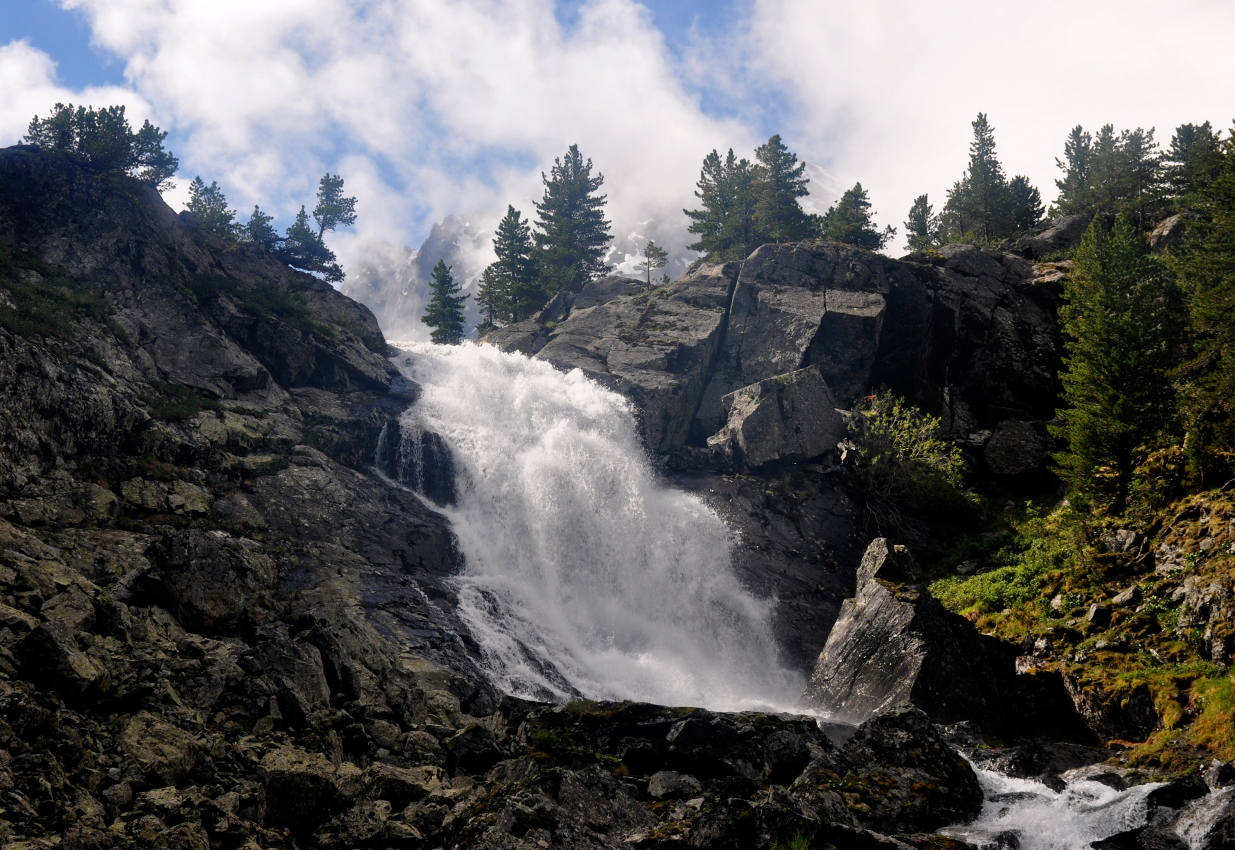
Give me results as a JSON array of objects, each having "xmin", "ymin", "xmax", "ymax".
[
  {"xmin": 802, "ymin": 539, "xmax": 1089, "ymax": 742},
  {"xmin": 983, "ymin": 419, "xmax": 1051, "ymax": 478},
  {"xmin": 1012, "ymin": 213, "xmax": 1092, "ymax": 259},
  {"xmin": 707, "ymin": 366, "xmax": 845, "ymax": 469}
]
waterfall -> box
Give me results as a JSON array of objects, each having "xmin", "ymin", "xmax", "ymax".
[{"xmin": 390, "ymin": 341, "xmax": 803, "ymax": 711}]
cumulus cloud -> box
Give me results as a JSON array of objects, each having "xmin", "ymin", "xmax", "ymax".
[
  {"xmin": 743, "ymin": 0, "xmax": 1235, "ymax": 251},
  {"xmin": 48, "ymin": 0, "xmax": 756, "ymax": 284},
  {"xmin": 0, "ymin": 39, "xmax": 152, "ymax": 143}
]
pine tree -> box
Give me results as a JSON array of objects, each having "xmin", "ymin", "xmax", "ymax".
[
  {"xmin": 1053, "ymin": 125, "xmax": 1093, "ymax": 215},
  {"xmin": 684, "ymin": 149, "xmax": 731, "ymax": 255},
  {"xmin": 1171, "ymin": 130, "xmax": 1235, "ymax": 479},
  {"xmin": 1052, "ymin": 216, "xmax": 1181, "ymax": 511},
  {"xmin": 493, "ymin": 205, "xmax": 542, "ymax": 321},
  {"xmin": 421, "ymin": 259, "xmax": 469, "ymax": 344},
  {"xmin": 533, "ymin": 144, "xmax": 612, "ymax": 294},
  {"xmin": 1165, "ymin": 121, "xmax": 1223, "ymax": 199},
  {"xmin": 1117, "ymin": 127, "xmax": 1163, "ymax": 229},
  {"xmin": 131, "ymin": 119, "xmax": 179, "ymax": 190},
  {"xmin": 904, "ymin": 194, "xmax": 941, "ymax": 251},
  {"xmin": 313, "ymin": 173, "xmax": 357, "ymax": 238},
  {"xmin": 186, "ymin": 176, "xmax": 240, "ymax": 240},
  {"xmin": 818, "ymin": 182, "xmax": 895, "ymax": 250},
  {"xmin": 278, "ymin": 206, "xmax": 343, "ymax": 282},
  {"xmin": 752, "ymin": 134, "xmax": 813, "ymax": 243},
  {"xmin": 1008, "ymin": 175, "xmax": 1044, "ymax": 233},
  {"xmin": 25, "ymin": 103, "xmax": 177, "ymax": 188},
  {"xmin": 639, "ymin": 240, "xmax": 669, "ymax": 287},
  {"xmin": 942, "ymin": 113, "xmax": 1013, "ymax": 244},
  {"xmin": 244, "ymin": 205, "xmax": 280, "ymax": 251},
  {"xmin": 475, "ymin": 265, "xmax": 508, "ymax": 334}
]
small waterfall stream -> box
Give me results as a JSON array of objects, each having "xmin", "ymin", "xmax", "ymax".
[{"xmin": 390, "ymin": 341, "xmax": 802, "ymax": 711}]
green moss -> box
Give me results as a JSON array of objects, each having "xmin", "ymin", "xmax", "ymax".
[
  {"xmin": 0, "ymin": 266, "xmax": 110, "ymax": 338},
  {"xmin": 140, "ymin": 379, "xmax": 221, "ymax": 420}
]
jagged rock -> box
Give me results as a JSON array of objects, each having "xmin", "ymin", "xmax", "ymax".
[
  {"xmin": 647, "ymin": 770, "xmax": 703, "ymax": 798},
  {"xmin": 802, "ymin": 539, "xmax": 1088, "ymax": 741},
  {"xmin": 259, "ymin": 745, "xmax": 363, "ymax": 833},
  {"xmin": 118, "ymin": 712, "xmax": 200, "ymax": 785},
  {"xmin": 492, "ymin": 264, "xmax": 738, "ymax": 452},
  {"xmin": 1011, "ymin": 213, "xmax": 1092, "ymax": 259},
  {"xmin": 1149, "ymin": 212, "xmax": 1198, "ymax": 251},
  {"xmin": 982, "ymin": 419, "xmax": 1050, "ymax": 478},
  {"xmin": 18, "ymin": 620, "xmax": 110, "ymax": 696},
  {"xmin": 707, "ymin": 366, "xmax": 844, "ymax": 470}
]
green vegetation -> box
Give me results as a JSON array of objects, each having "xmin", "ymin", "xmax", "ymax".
[
  {"xmin": 186, "ymin": 176, "xmax": 241, "ymax": 240},
  {"xmin": 476, "ymin": 205, "xmax": 542, "ymax": 330},
  {"xmin": 683, "ymin": 134, "xmax": 813, "ymax": 260},
  {"xmin": 421, "ymin": 259, "xmax": 468, "ymax": 344},
  {"xmin": 847, "ymin": 392, "xmax": 970, "ymax": 539},
  {"xmin": 24, "ymin": 102, "xmax": 178, "ymax": 190},
  {"xmin": 939, "ymin": 113, "xmax": 1043, "ymax": 245},
  {"xmin": 532, "ymin": 144, "xmax": 613, "ymax": 296},
  {"xmin": 0, "ymin": 276, "xmax": 109, "ymax": 338},
  {"xmin": 638, "ymin": 239, "xmax": 669, "ymax": 288},
  {"xmin": 1052, "ymin": 216, "xmax": 1182, "ymax": 514},
  {"xmin": 904, "ymin": 194, "xmax": 942, "ymax": 251},
  {"xmin": 818, "ymin": 182, "xmax": 895, "ymax": 250}
]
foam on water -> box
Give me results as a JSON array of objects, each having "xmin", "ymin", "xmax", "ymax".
[{"xmin": 392, "ymin": 341, "xmax": 802, "ymax": 711}]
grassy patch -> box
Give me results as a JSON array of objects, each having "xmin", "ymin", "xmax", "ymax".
[
  {"xmin": 140, "ymin": 379, "xmax": 221, "ymax": 420},
  {"xmin": 0, "ymin": 263, "xmax": 110, "ymax": 338}
]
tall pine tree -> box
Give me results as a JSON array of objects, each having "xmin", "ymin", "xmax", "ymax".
[
  {"xmin": 1053, "ymin": 125, "xmax": 1093, "ymax": 215},
  {"xmin": 942, "ymin": 113, "xmax": 1014, "ymax": 244},
  {"xmin": 533, "ymin": 144, "xmax": 612, "ymax": 294},
  {"xmin": 186, "ymin": 176, "xmax": 240, "ymax": 240},
  {"xmin": 1052, "ymin": 216, "xmax": 1181, "ymax": 511},
  {"xmin": 1171, "ymin": 129, "xmax": 1235, "ymax": 480},
  {"xmin": 904, "ymin": 194, "xmax": 941, "ymax": 251},
  {"xmin": 278, "ymin": 206, "xmax": 343, "ymax": 283},
  {"xmin": 818, "ymin": 182, "xmax": 894, "ymax": 250},
  {"xmin": 752, "ymin": 134, "xmax": 813, "ymax": 243},
  {"xmin": 421, "ymin": 260, "xmax": 469, "ymax": 344}
]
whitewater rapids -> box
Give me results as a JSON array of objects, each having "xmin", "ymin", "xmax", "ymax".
[{"xmin": 392, "ymin": 341, "xmax": 803, "ymax": 712}]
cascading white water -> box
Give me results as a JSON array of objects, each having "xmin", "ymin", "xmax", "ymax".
[
  {"xmin": 392, "ymin": 341, "xmax": 803, "ymax": 711},
  {"xmin": 943, "ymin": 766, "xmax": 1165, "ymax": 849}
]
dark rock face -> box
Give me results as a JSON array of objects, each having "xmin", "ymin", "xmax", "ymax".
[
  {"xmin": 706, "ymin": 365, "xmax": 846, "ymax": 471},
  {"xmin": 802, "ymin": 539, "xmax": 1090, "ymax": 742},
  {"xmin": 487, "ymin": 263, "xmax": 739, "ymax": 454}
]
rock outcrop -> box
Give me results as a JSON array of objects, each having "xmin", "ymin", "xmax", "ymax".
[{"xmin": 801, "ymin": 539, "xmax": 1089, "ymax": 742}]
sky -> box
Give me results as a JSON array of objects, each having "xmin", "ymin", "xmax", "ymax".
[{"xmin": 3, "ymin": 0, "xmax": 1234, "ymax": 277}]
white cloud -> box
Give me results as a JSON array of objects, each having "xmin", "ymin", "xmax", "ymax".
[
  {"xmin": 0, "ymin": 39, "xmax": 152, "ymax": 144},
  {"xmin": 744, "ymin": 0, "xmax": 1235, "ymax": 252}
]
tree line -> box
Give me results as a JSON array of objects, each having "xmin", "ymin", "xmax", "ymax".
[{"xmin": 23, "ymin": 103, "xmax": 357, "ymax": 285}]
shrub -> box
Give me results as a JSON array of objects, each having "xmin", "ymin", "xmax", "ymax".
[{"xmin": 847, "ymin": 391, "xmax": 968, "ymax": 538}]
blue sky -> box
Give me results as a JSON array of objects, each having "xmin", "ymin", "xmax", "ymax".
[{"xmin": 3, "ymin": 0, "xmax": 1234, "ymax": 283}]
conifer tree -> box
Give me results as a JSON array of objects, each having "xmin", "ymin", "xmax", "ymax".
[
  {"xmin": 684, "ymin": 149, "xmax": 758, "ymax": 259},
  {"xmin": 904, "ymin": 194, "xmax": 941, "ymax": 251},
  {"xmin": 1053, "ymin": 216, "xmax": 1181, "ymax": 511},
  {"xmin": 25, "ymin": 103, "xmax": 177, "ymax": 188},
  {"xmin": 421, "ymin": 259, "xmax": 469, "ymax": 344},
  {"xmin": 533, "ymin": 144, "xmax": 612, "ymax": 294},
  {"xmin": 244, "ymin": 205, "xmax": 280, "ymax": 251},
  {"xmin": 475, "ymin": 265, "xmax": 508, "ymax": 334},
  {"xmin": 186, "ymin": 176, "xmax": 240, "ymax": 240},
  {"xmin": 1008, "ymin": 175, "xmax": 1044, "ymax": 233},
  {"xmin": 1171, "ymin": 130, "xmax": 1235, "ymax": 479},
  {"xmin": 752, "ymin": 134, "xmax": 813, "ymax": 243},
  {"xmin": 1165, "ymin": 121, "xmax": 1223, "ymax": 199},
  {"xmin": 493, "ymin": 205, "xmax": 542, "ymax": 321},
  {"xmin": 818, "ymin": 182, "xmax": 895, "ymax": 250},
  {"xmin": 278, "ymin": 206, "xmax": 343, "ymax": 282},
  {"xmin": 942, "ymin": 113, "xmax": 1014, "ymax": 244},
  {"xmin": 639, "ymin": 240, "xmax": 669, "ymax": 287},
  {"xmin": 1053, "ymin": 125, "xmax": 1093, "ymax": 216},
  {"xmin": 313, "ymin": 173, "xmax": 357, "ymax": 238}
]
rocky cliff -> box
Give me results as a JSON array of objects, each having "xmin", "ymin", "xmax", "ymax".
[{"xmin": 0, "ymin": 146, "xmax": 1008, "ymax": 849}]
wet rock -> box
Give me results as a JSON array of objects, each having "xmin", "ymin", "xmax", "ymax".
[
  {"xmin": 707, "ymin": 366, "xmax": 844, "ymax": 470},
  {"xmin": 802, "ymin": 539, "xmax": 1089, "ymax": 742}
]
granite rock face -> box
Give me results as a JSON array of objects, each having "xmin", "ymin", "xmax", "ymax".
[
  {"xmin": 707, "ymin": 366, "xmax": 845, "ymax": 470},
  {"xmin": 802, "ymin": 539, "xmax": 1090, "ymax": 742}
]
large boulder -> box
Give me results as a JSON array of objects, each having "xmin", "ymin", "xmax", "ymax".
[
  {"xmin": 1011, "ymin": 212, "xmax": 1092, "ymax": 259},
  {"xmin": 802, "ymin": 539, "xmax": 1088, "ymax": 742},
  {"xmin": 707, "ymin": 366, "xmax": 845, "ymax": 470},
  {"xmin": 489, "ymin": 264, "xmax": 739, "ymax": 453}
]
